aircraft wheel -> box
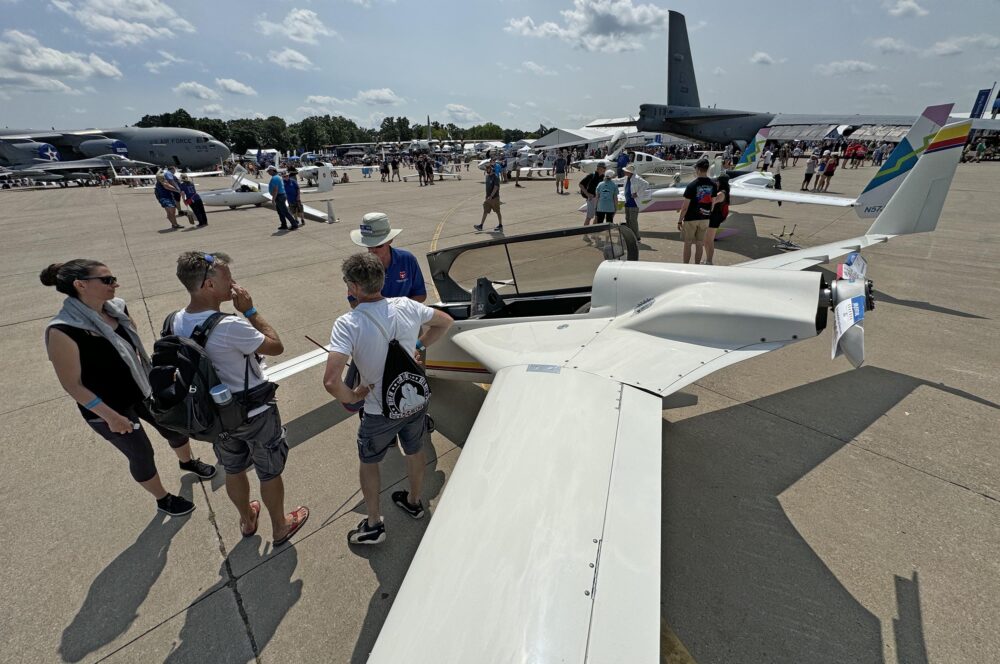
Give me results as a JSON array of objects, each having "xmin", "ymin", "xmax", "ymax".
[
  {"xmin": 254, "ymin": 203, "xmax": 262, "ymax": 207},
  {"xmin": 229, "ymin": 205, "xmax": 238, "ymax": 210}
]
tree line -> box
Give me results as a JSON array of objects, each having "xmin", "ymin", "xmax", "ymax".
[{"xmin": 134, "ymin": 109, "xmax": 549, "ymax": 155}]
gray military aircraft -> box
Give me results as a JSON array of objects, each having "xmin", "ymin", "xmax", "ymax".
[
  {"xmin": 616, "ymin": 11, "xmax": 1000, "ymax": 145},
  {"xmin": 0, "ymin": 126, "xmax": 230, "ymax": 172}
]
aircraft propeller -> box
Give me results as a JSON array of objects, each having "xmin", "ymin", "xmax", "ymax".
[{"xmin": 822, "ymin": 252, "xmax": 875, "ymax": 368}]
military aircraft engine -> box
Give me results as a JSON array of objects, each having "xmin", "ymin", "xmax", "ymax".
[{"xmin": 78, "ymin": 138, "xmax": 128, "ymax": 158}]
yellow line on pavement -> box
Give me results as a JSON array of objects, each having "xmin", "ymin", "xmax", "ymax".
[{"xmin": 661, "ymin": 618, "xmax": 698, "ymax": 664}]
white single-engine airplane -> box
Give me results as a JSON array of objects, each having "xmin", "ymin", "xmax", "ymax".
[{"xmin": 263, "ymin": 120, "xmax": 969, "ymax": 662}]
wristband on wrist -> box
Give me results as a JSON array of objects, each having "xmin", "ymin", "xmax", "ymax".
[
  {"xmin": 243, "ymin": 306, "xmax": 257, "ymax": 317},
  {"xmin": 415, "ymin": 340, "xmax": 425, "ymax": 351},
  {"xmin": 84, "ymin": 396, "xmax": 102, "ymax": 410}
]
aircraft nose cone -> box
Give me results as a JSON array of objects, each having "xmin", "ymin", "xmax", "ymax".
[{"xmin": 210, "ymin": 140, "xmax": 231, "ymax": 160}]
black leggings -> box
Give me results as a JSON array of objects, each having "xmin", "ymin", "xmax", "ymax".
[
  {"xmin": 86, "ymin": 401, "xmax": 188, "ymax": 483},
  {"xmin": 595, "ymin": 211, "xmax": 615, "ymax": 224}
]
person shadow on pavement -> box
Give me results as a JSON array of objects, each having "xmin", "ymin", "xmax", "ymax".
[
  {"xmin": 163, "ymin": 538, "xmax": 302, "ymax": 664},
  {"xmin": 58, "ymin": 476, "xmax": 196, "ymax": 663}
]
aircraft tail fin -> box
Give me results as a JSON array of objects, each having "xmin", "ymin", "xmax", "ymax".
[
  {"xmin": 866, "ymin": 121, "xmax": 969, "ymax": 237},
  {"xmin": 667, "ymin": 10, "xmax": 700, "ymax": 107},
  {"xmin": 606, "ymin": 130, "xmax": 628, "ymax": 159},
  {"xmin": 733, "ymin": 127, "xmax": 769, "ymax": 171},
  {"xmin": 854, "ymin": 103, "xmax": 953, "ymax": 218}
]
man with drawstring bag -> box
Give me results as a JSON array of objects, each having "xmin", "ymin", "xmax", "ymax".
[{"xmin": 323, "ymin": 253, "xmax": 454, "ymax": 545}]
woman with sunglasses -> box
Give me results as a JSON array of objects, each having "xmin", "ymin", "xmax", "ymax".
[{"xmin": 41, "ymin": 259, "xmax": 217, "ymax": 517}]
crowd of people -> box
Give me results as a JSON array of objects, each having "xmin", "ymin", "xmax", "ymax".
[{"xmin": 42, "ymin": 211, "xmax": 455, "ymax": 546}]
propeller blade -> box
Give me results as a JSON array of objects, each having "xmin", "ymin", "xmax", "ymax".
[{"xmin": 838, "ymin": 322, "xmax": 866, "ymax": 368}]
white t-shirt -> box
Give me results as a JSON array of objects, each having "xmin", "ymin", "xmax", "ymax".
[
  {"xmin": 329, "ymin": 298, "xmax": 435, "ymax": 415},
  {"xmin": 171, "ymin": 310, "xmax": 268, "ymax": 413}
]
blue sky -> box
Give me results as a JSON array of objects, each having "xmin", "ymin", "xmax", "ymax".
[{"xmin": 1, "ymin": 0, "xmax": 998, "ymax": 131}]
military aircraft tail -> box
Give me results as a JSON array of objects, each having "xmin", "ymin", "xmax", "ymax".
[
  {"xmin": 866, "ymin": 121, "xmax": 970, "ymax": 237},
  {"xmin": 732, "ymin": 127, "xmax": 769, "ymax": 171},
  {"xmin": 667, "ymin": 10, "xmax": 700, "ymax": 107},
  {"xmin": 854, "ymin": 103, "xmax": 954, "ymax": 218}
]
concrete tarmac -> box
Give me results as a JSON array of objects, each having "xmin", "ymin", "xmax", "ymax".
[{"xmin": 1, "ymin": 162, "xmax": 997, "ymax": 663}]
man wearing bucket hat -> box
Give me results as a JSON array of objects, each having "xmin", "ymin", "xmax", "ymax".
[{"xmin": 349, "ymin": 212, "xmax": 427, "ymax": 305}]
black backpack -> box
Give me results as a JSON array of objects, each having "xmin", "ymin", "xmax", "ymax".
[
  {"xmin": 359, "ymin": 308, "xmax": 431, "ymax": 419},
  {"xmin": 147, "ymin": 312, "xmax": 248, "ymax": 441}
]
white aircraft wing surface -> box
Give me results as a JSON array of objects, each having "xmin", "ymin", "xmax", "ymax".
[
  {"xmin": 729, "ymin": 185, "xmax": 856, "ymax": 207},
  {"xmin": 369, "ymin": 364, "xmax": 662, "ymax": 663}
]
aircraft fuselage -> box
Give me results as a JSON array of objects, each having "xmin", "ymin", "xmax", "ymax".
[{"xmin": 637, "ymin": 104, "xmax": 775, "ymax": 145}]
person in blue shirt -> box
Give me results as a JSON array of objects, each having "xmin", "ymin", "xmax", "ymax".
[
  {"xmin": 153, "ymin": 172, "xmax": 181, "ymax": 229},
  {"xmin": 266, "ymin": 165, "xmax": 299, "ymax": 231},
  {"xmin": 595, "ymin": 170, "xmax": 619, "ymax": 224},
  {"xmin": 283, "ymin": 169, "xmax": 304, "ymax": 226},
  {"xmin": 178, "ymin": 174, "xmax": 208, "ymax": 227},
  {"xmin": 348, "ymin": 212, "xmax": 427, "ymax": 305},
  {"xmin": 616, "ymin": 151, "xmax": 630, "ymax": 178}
]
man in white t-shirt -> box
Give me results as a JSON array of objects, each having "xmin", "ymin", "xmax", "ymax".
[
  {"xmin": 172, "ymin": 251, "xmax": 309, "ymax": 547},
  {"xmin": 323, "ymin": 253, "xmax": 453, "ymax": 545}
]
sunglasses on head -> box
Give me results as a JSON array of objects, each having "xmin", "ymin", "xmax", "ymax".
[
  {"xmin": 200, "ymin": 253, "xmax": 216, "ymax": 287},
  {"xmin": 80, "ymin": 275, "xmax": 118, "ymax": 285}
]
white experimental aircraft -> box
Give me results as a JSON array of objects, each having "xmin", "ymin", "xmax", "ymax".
[
  {"xmin": 195, "ymin": 166, "xmax": 334, "ymax": 221},
  {"xmin": 574, "ymin": 129, "xmax": 630, "ymax": 174},
  {"xmin": 258, "ymin": 120, "xmax": 970, "ymax": 661}
]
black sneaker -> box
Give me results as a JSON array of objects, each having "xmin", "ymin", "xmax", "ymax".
[
  {"xmin": 348, "ymin": 518, "xmax": 386, "ymax": 545},
  {"xmin": 157, "ymin": 493, "xmax": 195, "ymax": 517},
  {"xmin": 493, "ymin": 225, "xmax": 504, "ymax": 234},
  {"xmin": 179, "ymin": 457, "xmax": 217, "ymax": 480},
  {"xmin": 473, "ymin": 223, "xmax": 483, "ymax": 231},
  {"xmin": 391, "ymin": 490, "xmax": 425, "ymax": 519}
]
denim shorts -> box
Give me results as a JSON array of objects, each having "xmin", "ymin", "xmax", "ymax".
[
  {"xmin": 213, "ymin": 407, "xmax": 287, "ymax": 481},
  {"xmin": 158, "ymin": 196, "xmax": 176, "ymax": 209},
  {"xmin": 357, "ymin": 406, "xmax": 427, "ymax": 464}
]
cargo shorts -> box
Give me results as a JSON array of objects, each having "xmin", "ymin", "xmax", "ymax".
[
  {"xmin": 213, "ymin": 407, "xmax": 288, "ymax": 481},
  {"xmin": 357, "ymin": 406, "xmax": 427, "ymax": 464}
]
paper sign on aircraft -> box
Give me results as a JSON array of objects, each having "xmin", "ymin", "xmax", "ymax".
[
  {"xmin": 831, "ymin": 295, "xmax": 866, "ymax": 359},
  {"xmin": 836, "ymin": 252, "xmax": 868, "ymax": 281}
]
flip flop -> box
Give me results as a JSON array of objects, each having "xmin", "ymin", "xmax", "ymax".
[
  {"xmin": 273, "ymin": 506, "xmax": 309, "ymax": 546},
  {"xmin": 241, "ymin": 500, "xmax": 261, "ymax": 538}
]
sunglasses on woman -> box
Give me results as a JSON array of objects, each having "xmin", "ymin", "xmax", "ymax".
[{"xmin": 79, "ymin": 275, "xmax": 118, "ymax": 285}]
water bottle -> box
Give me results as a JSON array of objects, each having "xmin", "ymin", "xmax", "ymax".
[
  {"xmin": 210, "ymin": 385, "xmax": 244, "ymax": 430},
  {"xmin": 210, "ymin": 385, "xmax": 232, "ymax": 405}
]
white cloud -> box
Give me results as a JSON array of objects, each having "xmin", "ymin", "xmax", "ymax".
[
  {"xmin": 620, "ymin": 84, "xmax": 634, "ymax": 90},
  {"xmin": 712, "ymin": 66, "xmax": 726, "ymax": 75},
  {"xmin": 816, "ymin": 60, "xmax": 877, "ymax": 75},
  {"xmin": 929, "ymin": 34, "xmax": 1000, "ymax": 57},
  {"xmin": 524, "ymin": 101, "xmax": 537, "ymax": 108},
  {"xmin": 885, "ymin": 0, "xmax": 928, "ymax": 17},
  {"xmin": 506, "ymin": 0, "xmax": 671, "ymax": 53},
  {"xmin": 306, "ymin": 94, "xmax": 352, "ymax": 106},
  {"xmin": 859, "ymin": 83, "xmax": 893, "ymax": 96},
  {"xmin": 443, "ymin": 103, "xmax": 482, "ymax": 125},
  {"xmin": 255, "ymin": 8, "xmax": 336, "ymax": 45},
  {"xmin": 749, "ymin": 51, "xmax": 775, "ymax": 65},
  {"xmin": 870, "ymin": 37, "xmax": 914, "ymax": 54},
  {"xmin": 268, "ymin": 48, "xmax": 313, "ymax": 70},
  {"xmin": 236, "ymin": 51, "xmax": 260, "ymax": 63},
  {"xmin": 144, "ymin": 49, "xmax": 187, "ymax": 73},
  {"xmin": 0, "ymin": 29, "xmax": 120, "ymax": 95},
  {"xmin": 355, "ymin": 87, "xmax": 403, "ymax": 105},
  {"xmin": 200, "ymin": 103, "xmax": 224, "ymax": 115},
  {"xmin": 173, "ymin": 81, "xmax": 219, "ymax": 100},
  {"xmin": 51, "ymin": 0, "xmax": 195, "ymax": 46},
  {"xmin": 215, "ymin": 77, "xmax": 257, "ymax": 96},
  {"xmin": 521, "ymin": 60, "xmax": 556, "ymax": 76},
  {"xmin": 507, "ymin": 102, "xmax": 520, "ymax": 109}
]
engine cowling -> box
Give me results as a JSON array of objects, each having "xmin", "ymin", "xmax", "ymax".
[{"xmin": 78, "ymin": 138, "xmax": 128, "ymax": 158}]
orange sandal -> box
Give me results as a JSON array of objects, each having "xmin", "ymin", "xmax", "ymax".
[
  {"xmin": 273, "ymin": 506, "xmax": 309, "ymax": 546},
  {"xmin": 241, "ymin": 500, "xmax": 261, "ymax": 538}
]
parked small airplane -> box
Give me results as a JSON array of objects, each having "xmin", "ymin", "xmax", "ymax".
[
  {"xmin": 196, "ymin": 167, "xmax": 333, "ymax": 221},
  {"xmin": 263, "ymin": 120, "xmax": 970, "ymax": 661},
  {"xmin": 573, "ymin": 130, "xmax": 629, "ymax": 174}
]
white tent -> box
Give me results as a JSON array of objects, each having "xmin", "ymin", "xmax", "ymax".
[{"xmin": 531, "ymin": 127, "xmax": 614, "ymax": 150}]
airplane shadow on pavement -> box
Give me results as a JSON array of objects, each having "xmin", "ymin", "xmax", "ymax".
[
  {"xmin": 58, "ymin": 476, "xmax": 198, "ymax": 663},
  {"xmin": 661, "ymin": 366, "xmax": 997, "ymax": 664}
]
